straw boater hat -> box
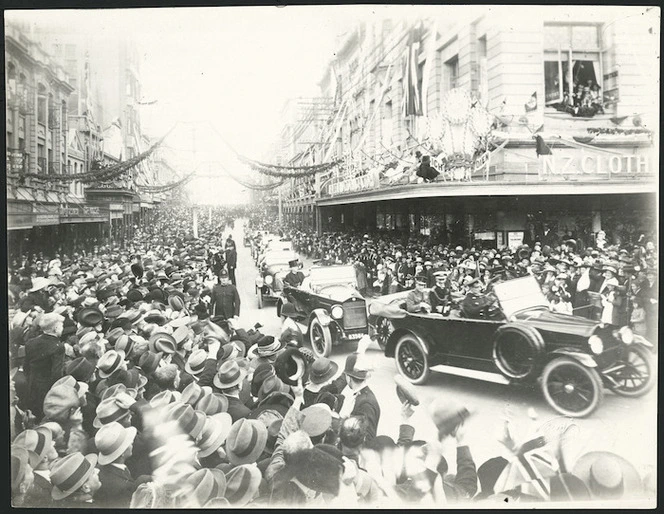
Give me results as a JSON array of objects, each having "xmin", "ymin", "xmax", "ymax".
[
  {"xmin": 97, "ymin": 350, "xmax": 127, "ymax": 379},
  {"xmin": 572, "ymin": 451, "xmax": 643, "ymax": 499},
  {"xmin": 50, "ymin": 452, "xmax": 99, "ymax": 500},
  {"xmin": 95, "ymin": 422, "xmax": 138, "ymax": 465},
  {"xmin": 12, "ymin": 427, "xmax": 53, "ymax": 468}
]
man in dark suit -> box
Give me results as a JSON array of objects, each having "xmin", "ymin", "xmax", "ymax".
[
  {"xmin": 225, "ymin": 243, "xmax": 238, "ymax": 286},
  {"xmin": 95, "ymin": 423, "xmax": 138, "ymax": 508},
  {"xmin": 337, "ymin": 343, "xmax": 380, "ymax": 441},
  {"xmin": 213, "ymin": 360, "xmax": 251, "ymax": 422},
  {"xmin": 24, "ymin": 313, "xmax": 66, "ymax": 420},
  {"xmin": 283, "ymin": 259, "xmax": 305, "ymax": 288},
  {"xmin": 209, "ymin": 270, "xmax": 241, "ymax": 320}
]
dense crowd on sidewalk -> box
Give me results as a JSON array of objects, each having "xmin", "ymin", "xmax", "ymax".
[{"xmin": 8, "ymin": 205, "xmax": 656, "ymax": 507}]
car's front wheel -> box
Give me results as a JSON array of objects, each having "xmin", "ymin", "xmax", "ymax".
[
  {"xmin": 604, "ymin": 344, "xmax": 656, "ymax": 397},
  {"xmin": 309, "ymin": 318, "xmax": 332, "ymax": 358},
  {"xmin": 541, "ymin": 357, "xmax": 603, "ymax": 417},
  {"xmin": 395, "ymin": 334, "xmax": 430, "ymax": 385}
]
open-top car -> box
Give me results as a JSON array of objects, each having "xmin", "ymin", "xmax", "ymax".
[
  {"xmin": 279, "ymin": 265, "xmax": 369, "ymax": 358},
  {"xmin": 372, "ymin": 275, "xmax": 655, "ymax": 417},
  {"xmin": 255, "ymin": 250, "xmax": 299, "ymax": 309}
]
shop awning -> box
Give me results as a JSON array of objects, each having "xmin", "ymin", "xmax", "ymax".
[{"xmin": 316, "ymin": 180, "xmax": 658, "ymax": 207}]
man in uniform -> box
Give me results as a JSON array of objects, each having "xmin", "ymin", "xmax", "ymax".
[
  {"xmin": 209, "ymin": 269, "xmax": 241, "ymax": 321},
  {"xmin": 461, "ymin": 277, "xmax": 497, "ymax": 319},
  {"xmin": 406, "ymin": 275, "xmax": 431, "ymax": 313},
  {"xmin": 429, "ymin": 271, "xmax": 450, "ymax": 314},
  {"xmin": 283, "ymin": 259, "xmax": 305, "ymax": 288}
]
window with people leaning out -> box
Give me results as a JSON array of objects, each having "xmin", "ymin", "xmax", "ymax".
[{"xmin": 543, "ymin": 23, "xmax": 611, "ymax": 118}]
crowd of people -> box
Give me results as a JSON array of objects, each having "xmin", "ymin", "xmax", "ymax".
[
  {"xmin": 7, "ymin": 204, "xmax": 657, "ymax": 507},
  {"xmin": 250, "ymin": 220, "xmax": 658, "ymax": 342}
]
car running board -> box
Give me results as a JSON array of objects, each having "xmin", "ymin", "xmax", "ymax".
[{"xmin": 429, "ymin": 365, "xmax": 511, "ymax": 385}]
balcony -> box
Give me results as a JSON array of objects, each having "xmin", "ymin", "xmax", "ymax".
[{"xmin": 6, "ymin": 149, "xmax": 29, "ymax": 175}]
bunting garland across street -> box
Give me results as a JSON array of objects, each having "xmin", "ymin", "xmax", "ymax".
[
  {"xmin": 238, "ymin": 155, "xmax": 341, "ymax": 178},
  {"xmin": 136, "ymin": 170, "xmax": 198, "ymax": 193}
]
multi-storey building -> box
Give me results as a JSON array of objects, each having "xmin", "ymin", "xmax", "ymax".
[
  {"xmin": 280, "ymin": 7, "xmax": 657, "ymax": 249},
  {"xmin": 5, "ymin": 20, "xmax": 83, "ymax": 256}
]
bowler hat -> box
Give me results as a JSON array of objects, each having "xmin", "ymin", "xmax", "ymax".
[
  {"xmin": 344, "ymin": 353, "xmax": 369, "ymax": 380},
  {"xmin": 50, "ymin": 452, "xmax": 99, "ymax": 500}
]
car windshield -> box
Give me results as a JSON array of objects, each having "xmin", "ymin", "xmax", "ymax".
[
  {"xmin": 309, "ymin": 265, "xmax": 358, "ymax": 289},
  {"xmin": 263, "ymin": 251, "xmax": 297, "ymax": 267},
  {"xmin": 493, "ymin": 276, "xmax": 549, "ymax": 318}
]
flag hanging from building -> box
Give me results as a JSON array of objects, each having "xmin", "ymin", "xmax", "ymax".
[
  {"xmin": 535, "ymin": 135, "xmax": 552, "ymax": 156},
  {"xmin": 403, "ymin": 24, "xmax": 424, "ymax": 117},
  {"xmin": 524, "ymin": 91, "xmax": 538, "ymax": 112}
]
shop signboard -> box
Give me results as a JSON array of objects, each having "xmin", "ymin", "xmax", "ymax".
[
  {"xmin": 109, "ymin": 203, "xmax": 124, "ymax": 211},
  {"xmin": 507, "ymin": 231, "xmax": 524, "ymax": 250},
  {"xmin": 474, "ymin": 231, "xmax": 496, "ymax": 241},
  {"xmin": 540, "ymin": 148, "xmax": 650, "ymax": 178},
  {"xmin": 35, "ymin": 214, "xmax": 60, "ymax": 225}
]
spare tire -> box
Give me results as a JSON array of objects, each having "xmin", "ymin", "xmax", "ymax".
[{"xmin": 492, "ymin": 323, "xmax": 544, "ymax": 382}]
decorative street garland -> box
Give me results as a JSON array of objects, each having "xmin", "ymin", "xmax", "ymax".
[
  {"xmin": 136, "ymin": 170, "xmax": 197, "ymax": 193},
  {"xmin": 239, "ymin": 156, "xmax": 341, "ymax": 178}
]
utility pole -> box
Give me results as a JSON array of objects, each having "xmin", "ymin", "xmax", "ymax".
[
  {"xmin": 278, "ymin": 188, "xmax": 283, "ymax": 225},
  {"xmin": 193, "ymin": 207, "xmax": 199, "ymax": 239}
]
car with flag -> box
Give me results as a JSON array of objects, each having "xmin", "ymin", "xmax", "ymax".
[
  {"xmin": 372, "ymin": 275, "xmax": 655, "ymax": 417},
  {"xmin": 278, "ymin": 264, "xmax": 369, "ymax": 358}
]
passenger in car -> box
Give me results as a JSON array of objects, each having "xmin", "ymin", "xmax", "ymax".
[
  {"xmin": 406, "ymin": 275, "xmax": 432, "ymax": 314},
  {"xmin": 283, "ymin": 260, "xmax": 305, "ymax": 288},
  {"xmin": 461, "ymin": 278, "xmax": 496, "ymax": 319},
  {"xmin": 429, "ymin": 272, "xmax": 450, "ymax": 315}
]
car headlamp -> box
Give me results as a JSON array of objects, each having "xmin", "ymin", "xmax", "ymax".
[
  {"xmin": 618, "ymin": 326, "xmax": 634, "ymax": 345},
  {"xmin": 265, "ymin": 275, "xmax": 274, "ymax": 285},
  {"xmin": 331, "ymin": 305, "xmax": 344, "ymax": 319},
  {"xmin": 588, "ymin": 335, "xmax": 604, "ymax": 354}
]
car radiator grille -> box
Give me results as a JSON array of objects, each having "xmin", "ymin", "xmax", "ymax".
[{"xmin": 342, "ymin": 300, "xmax": 367, "ymax": 330}]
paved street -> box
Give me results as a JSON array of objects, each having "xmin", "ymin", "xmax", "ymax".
[{"xmin": 231, "ymin": 220, "xmax": 656, "ymax": 475}]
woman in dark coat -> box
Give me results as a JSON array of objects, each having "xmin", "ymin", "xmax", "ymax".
[{"xmin": 23, "ymin": 313, "xmax": 66, "ymax": 420}]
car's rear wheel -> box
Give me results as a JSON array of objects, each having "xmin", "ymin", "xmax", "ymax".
[
  {"xmin": 604, "ymin": 345, "xmax": 655, "ymax": 397},
  {"xmin": 309, "ymin": 318, "xmax": 332, "ymax": 358},
  {"xmin": 395, "ymin": 334, "xmax": 430, "ymax": 385},
  {"xmin": 541, "ymin": 357, "xmax": 603, "ymax": 417},
  {"xmin": 375, "ymin": 317, "xmax": 393, "ymax": 351}
]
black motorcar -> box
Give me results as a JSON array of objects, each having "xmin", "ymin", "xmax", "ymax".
[
  {"xmin": 370, "ymin": 275, "xmax": 655, "ymax": 417},
  {"xmin": 279, "ymin": 265, "xmax": 369, "ymax": 358}
]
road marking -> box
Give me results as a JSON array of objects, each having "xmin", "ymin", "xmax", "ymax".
[{"xmin": 429, "ymin": 365, "xmax": 511, "ymax": 385}]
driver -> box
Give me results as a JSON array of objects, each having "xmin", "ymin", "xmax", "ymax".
[
  {"xmin": 461, "ymin": 277, "xmax": 497, "ymax": 319},
  {"xmin": 283, "ymin": 259, "xmax": 305, "ymax": 288},
  {"xmin": 406, "ymin": 275, "xmax": 432, "ymax": 313}
]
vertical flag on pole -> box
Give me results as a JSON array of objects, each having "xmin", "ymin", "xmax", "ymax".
[
  {"xmin": 403, "ymin": 23, "xmax": 424, "ymax": 117},
  {"xmin": 421, "ymin": 19, "xmax": 439, "ymax": 118}
]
